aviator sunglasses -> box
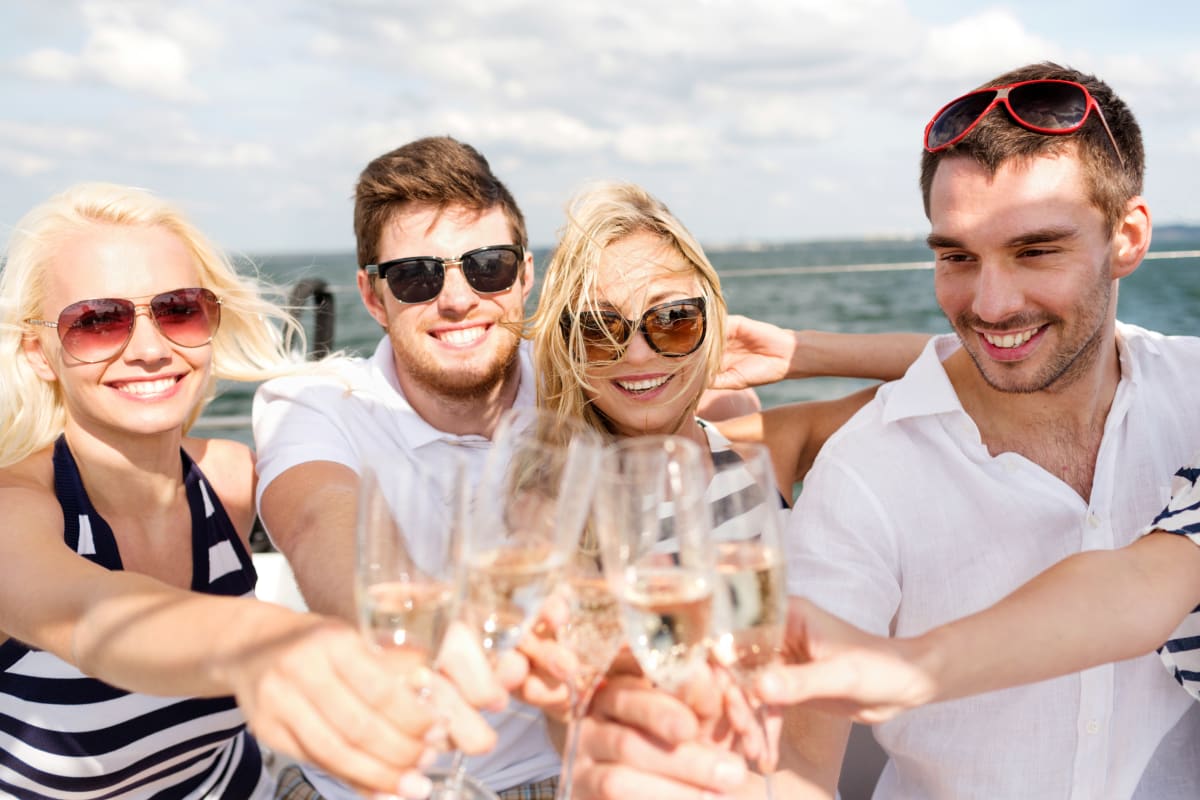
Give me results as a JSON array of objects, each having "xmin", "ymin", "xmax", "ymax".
[
  {"xmin": 365, "ymin": 244, "xmax": 524, "ymax": 304},
  {"xmin": 561, "ymin": 297, "xmax": 707, "ymax": 361},
  {"xmin": 25, "ymin": 287, "xmax": 222, "ymax": 364},
  {"xmin": 924, "ymin": 79, "xmax": 1125, "ymax": 166}
]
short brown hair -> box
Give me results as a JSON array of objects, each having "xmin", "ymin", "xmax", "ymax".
[
  {"xmin": 919, "ymin": 62, "xmax": 1144, "ymax": 231},
  {"xmin": 353, "ymin": 136, "xmax": 528, "ymax": 268}
]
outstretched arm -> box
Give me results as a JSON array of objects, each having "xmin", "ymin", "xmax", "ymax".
[
  {"xmin": 0, "ymin": 485, "xmax": 513, "ymax": 799},
  {"xmin": 759, "ymin": 532, "xmax": 1200, "ymax": 722},
  {"xmin": 259, "ymin": 460, "xmax": 360, "ymax": 619},
  {"xmin": 713, "ymin": 315, "xmax": 929, "ymax": 390}
]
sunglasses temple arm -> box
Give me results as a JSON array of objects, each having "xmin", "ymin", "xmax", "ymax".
[{"xmin": 1092, "ymin": 106, "xmax": 1125, "ymax": 168}]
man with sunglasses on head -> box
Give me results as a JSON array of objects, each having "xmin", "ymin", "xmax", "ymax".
[
  {"xmin": 568, "ymin": 62, "xmax": 1200, "ymax": 800},
  {"xmin": 252, "ymin": 136, "xmax": 562, "ymax": 799},
  {"xmin": 772, "ymin": 61, "xmax": 1200, "ymax": 800}
]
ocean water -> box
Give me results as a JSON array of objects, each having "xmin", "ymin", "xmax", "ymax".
[{"xmin": 199, "ymin": 233, "xmax": 1200, "ymax": 442}]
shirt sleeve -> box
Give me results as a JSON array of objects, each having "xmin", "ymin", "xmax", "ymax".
[
  {"xmin": 785, "ymin": 451, "xmax": 902, "ymax": 637},
  {"xmin": 251, "ymin": 375, "xmax": 364, "ymax": 510}
]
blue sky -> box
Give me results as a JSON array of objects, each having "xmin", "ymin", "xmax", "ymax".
[{"xmin": 1, "ymin": 0, "xmax": 1197, "ymax": 253}]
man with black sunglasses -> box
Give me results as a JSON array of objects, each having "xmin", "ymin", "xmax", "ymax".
[
  {"xmin": 252, "ymin": 136, "xmax": 561, "ymax": 799},
  {"xmin": 567, "ymin": 63, "xmax": 1200, "ymax": 800}
]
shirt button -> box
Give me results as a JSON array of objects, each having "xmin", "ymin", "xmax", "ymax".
[
  {"xmin": 1087, "ymin": 513, "xmax": 1100, "ymax": 529},
  {"xmin": 1086, "ymin": 720, "xmax": 1100, "ymax": 734}
]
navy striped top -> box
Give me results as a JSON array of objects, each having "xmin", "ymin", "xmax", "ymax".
[
  {"xmin": 0, "ymin": 437, "xmax": 271, "ymax": 799},
  {"xmin": 1143, "ymin": 457, "xmax": 1200, "ymax": 702}
]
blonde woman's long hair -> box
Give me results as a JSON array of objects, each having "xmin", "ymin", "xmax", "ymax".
[
  {"xmin": 531, "ymin": 181, "xmax": 726, "ymax": 436},
  {"xmin": 0, "ymin": 182, "xmax": 306, "ymax": 467}
]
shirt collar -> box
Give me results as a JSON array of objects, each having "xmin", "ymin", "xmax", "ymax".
[{"xmin": 879, "ymin": 334, "xmax": 964, "ymax": 424}]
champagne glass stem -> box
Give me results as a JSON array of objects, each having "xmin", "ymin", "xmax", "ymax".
[
  {"xmin": 446, "ymin": 750, "xmax": 466, "ymax": 793},
  {"xmin": 553, "ymin": 678, "xmax": 600, "ymax": 800},
  {"xmin": 754, "ymin": 700, "xmax": 775, "ymax": 800}
]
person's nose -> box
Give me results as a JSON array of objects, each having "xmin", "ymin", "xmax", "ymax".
[
  {"xmin": 436, "ymin": 260, "xmax": 481, "ymax": 318},
  {"xmin": 971, "ymin": 260, "xmax": 1026, "ymax": 324},
  {"xmin": 619, "ymin": 322, "xmax": 658, "ymax": 366},
  {"xmin": 121, "ymin": 306, "xmax": 171, "ymax": 363}
]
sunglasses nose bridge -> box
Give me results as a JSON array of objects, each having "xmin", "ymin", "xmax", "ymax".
[
  {"xmin": 435, "ymin": 259, "xmax": 481, "ymax": 309},
  {"xmin": 620, "ymin": 318, "xmax": 660, "ymax": 361}
]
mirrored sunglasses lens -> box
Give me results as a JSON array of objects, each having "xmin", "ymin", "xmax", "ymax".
[
  {"xmin": 464, "ymin": 247, "xmax": 521, "ymax": 293},
  {"xmin": 645, "ymin": 303, "xmax": 705, "ymax": 355},
  {"xmin": 59, "ymin": 299, "xmax": 135, "ymax": 362},
  {"xmin": 150, "ymin": 288, "xmax": 220, "ymax": 347},
  {"xmin": 388, "ymin": 260, "xmax": 444, "ymax": 303},
  {"xmin": 927, "ymin": 91, "xmax": 997, "ymax": 149},
  {"xmin": 1008, "ymin": 82, "xmax": 1087, "ymax": 130}
]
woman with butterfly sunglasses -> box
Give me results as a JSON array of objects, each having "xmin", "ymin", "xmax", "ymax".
[
  {"xmin": 0, "ymin": 183, "xmax": 512, "ymax": 800},
  {"xmin": 531, "ymin": 180, "xmax": 928, "ymax": 492}
]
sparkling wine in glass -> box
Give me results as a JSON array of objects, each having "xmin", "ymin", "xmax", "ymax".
[
  {"xmin": 551, "ymin": 515, "xmax": 624, "ymax": 800},
  {"xmin": 462, "ymin": 407, "xmax": 602, "ymax": 659},
  {"xmin": 594, "ymin": 435, "xmax": 717, "ymax": 694},
  {"xmin": 458, "ymin": 407, "xmax": 601, "ymax": 796},
  {"xmin": 708, "ymin": 442, "xmax": 788, "ymax": 798},
  {"xmin": 355, "ymin": 460, "xmax": 495, "ymax": 800}
]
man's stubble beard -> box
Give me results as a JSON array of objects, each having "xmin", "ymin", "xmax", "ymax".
[
  {"xmin": 952, "ymin": 271, "xmax": 1113, "ymax": 396},
  {"xmin": 393, "ymin": 325, "xmax": 523, "ymax": 402}
]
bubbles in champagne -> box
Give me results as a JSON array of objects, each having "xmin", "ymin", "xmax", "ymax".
[
  {"xmin": 463, "ymin": 542, "xmax": 565, "ymax": 653},
  {"xmin": 622, "ymin": 568, "xmax": 713, "ymax": 690}
]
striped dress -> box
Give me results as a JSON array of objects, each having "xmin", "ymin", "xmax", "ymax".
[
  {"xmin": 0, "ymin": 437, "xmax": 271, "ymax": 799},
  {"xmin": 1142, "ymin": 456, "xmax": 1200, "ymax": 702}
]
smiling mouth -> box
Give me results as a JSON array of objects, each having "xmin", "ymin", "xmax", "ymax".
[
  {"xmin": 112, "ymin": 377, "xmax": 180, "ymax": 396},
  {"xmin": 434, "ymin": 326, "xmax": 487, "ymax": 346},
  {"xmin": 615, "ymin": 375, "xmax": 670, "ymax": 394},
  {"xmin": 982, "ymin": 327, "xmax": 1040, "ymax": 349}
]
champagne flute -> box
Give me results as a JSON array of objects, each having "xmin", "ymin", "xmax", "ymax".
[
  {"xmin": 594, "ymin": 435, "xmax": 717, "ymax": 694},
  {"xmin": 708, "ymin": 442, "xmax": 787, "ymax": 799},
  {"xmin": 354, "ymin": 459, "xmax": 493, "ymax": 800},
  {"xmin": 457, "ymin": 407, "xmax": 601, "ymax": 793},
  {"xmin": 551, "ymin": 511, "xmax": 624, "ymax": 800}
]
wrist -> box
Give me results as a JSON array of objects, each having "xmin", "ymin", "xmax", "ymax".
[
  {"xmin": 901, "ymin": 627, "xmax": 952, "ymax": 707},
  {"xmin": 787, "ymin": 329, "xmax": 816, "ymax": 379}
]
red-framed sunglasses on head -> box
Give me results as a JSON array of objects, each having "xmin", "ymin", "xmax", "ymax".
[{"xmin": 924, "ymin": 78, "xmax": 1125, "ymax": 167}]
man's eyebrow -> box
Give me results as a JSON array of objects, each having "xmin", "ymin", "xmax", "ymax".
[
  {"xmin": 1005, "ymin": 227, "xmax": 1079, "ymax": 248},
  {"xmin": 925, "ymin": 227, "xmax": 1080, "ymax": 251},
  {"xmin": 926, "ymin": 233, "xmax": 962, "ymax": 250}
]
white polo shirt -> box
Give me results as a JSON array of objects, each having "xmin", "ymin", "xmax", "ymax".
[
  {"xmin": 787, "ymin": 324, "xmax": 1200, "ymax": 799},
  {"xmin": 253, "ymin": 336, "xmax": 558, "ymax": 795}
]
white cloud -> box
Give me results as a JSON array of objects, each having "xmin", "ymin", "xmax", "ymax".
[
  {"xmin": 911, "ymin": 9, "xmax": 1063, "ymax": 84},
  {"xmin": 0, "ymin": 148, "xmax": 55, "ymax": 177},
  {"xmin": 437, "ymin": 109, "xmax": 609, "ymax": 154},
  {"xmin": 614, "ymin": 124, "xmax": 716, "ymax": 165},
  {"xmin": 0, "ymin": 122, "xmax": 106, "ymax": 156},
  {"xmin": 13, "ymin": 0, "xmax": 216, "ymax": 101}
]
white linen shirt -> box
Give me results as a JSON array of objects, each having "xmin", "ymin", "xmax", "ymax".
[
  {"xmin": 787, "ymin": 324, "xmax": 1200, "ymax": 800},
  {"xmin": 252, "ymin": 336, "xmax": 558, "ymax": 796}
]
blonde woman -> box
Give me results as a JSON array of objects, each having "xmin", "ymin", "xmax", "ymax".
[
  {"xmin": 531, "ymin": 181, "xmax": 927, "ymax": 489},
  {"xmin": 0, "ymin": 184, "xmax": 510, "ymax": 800}
]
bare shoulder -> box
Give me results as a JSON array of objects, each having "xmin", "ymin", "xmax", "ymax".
[
  {"xmin": 0, "ymin": 445, "xmax": 56, "ymax": 494},
  {"xmin": 0, "ymin": 449, "xmax": 66, "ymax": 546},
  {"xmin": 182, "ymin": 437, "xmax": 256, "ymax": 536}
]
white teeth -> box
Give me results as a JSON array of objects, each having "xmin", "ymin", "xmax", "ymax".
[
  {"xmin": 115, "ymin": 378, "xmax": 177, "ymax": 396},
  {"xmin": 983, "ymin": 328, "xmax": 1037, "ymax": 349},
  {"xmin": 438, "ymin": 327, "xmax": 485, "ymax": 346},
  {"xmin": 617, "ymin": 376, "xmax": 669, "ymax": 392}
]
